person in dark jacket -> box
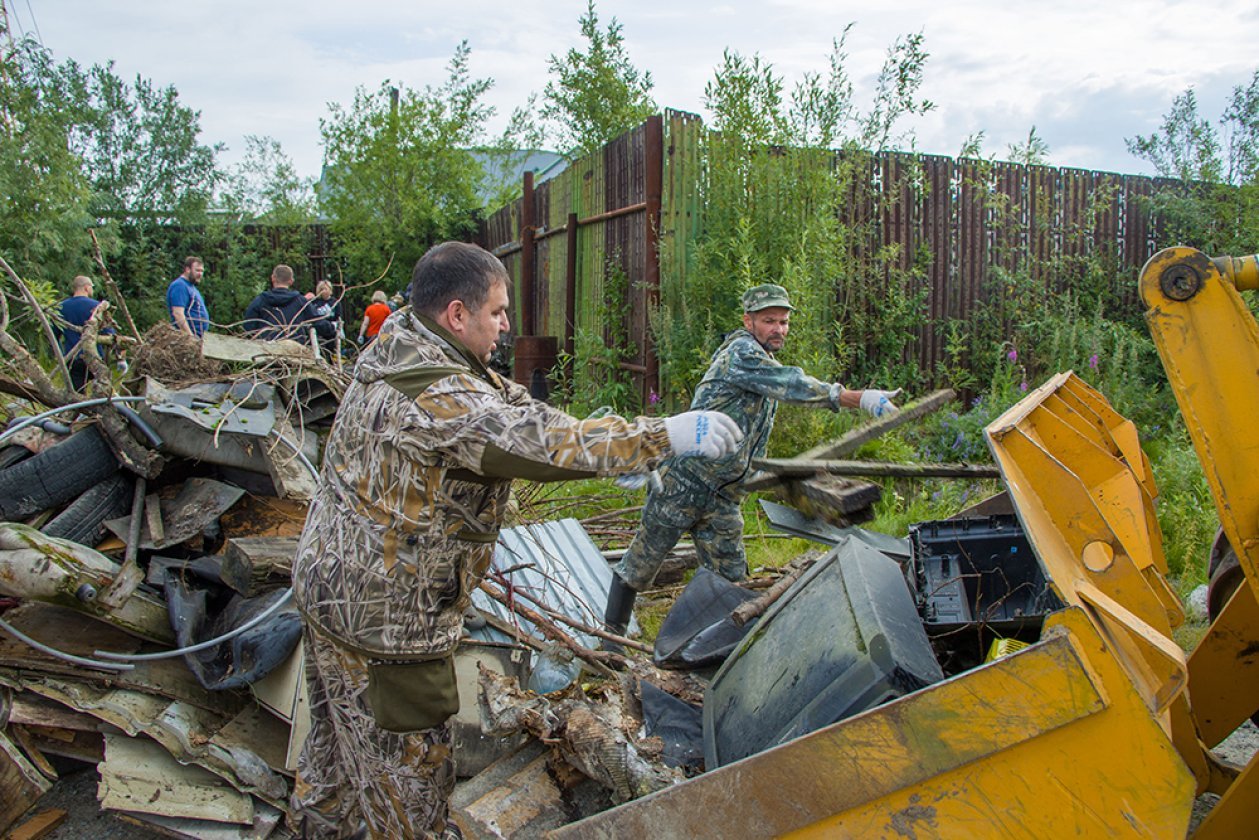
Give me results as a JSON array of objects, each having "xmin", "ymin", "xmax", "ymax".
[
  {"xmin": 57, "ymin": 274, "xmax": 115, "ymax": 391},
  {"xmin": 243, "ymin": 265, "xmax": 319, "ymax": 342}
]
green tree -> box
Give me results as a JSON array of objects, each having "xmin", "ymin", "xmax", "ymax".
[
  {"xmin": 320, "ymin": 41, "xmax": 495, "ymax": 291},
  {"xmin": 0, "ymin": 35, "xmax": 94, "ymax": 286},
  {"xmin": 218, "ymin": 135, "xmax": 316, "ymax": 224},
  {"xmin": 0, "ymin": 26, "xmax": 221, "ymax": 328},
  {"xmin": 542, "ymin": 1, "xmax": 657, "ymax": 157},
  {"xmin": 1127, "ymin": 88, "xmax": 1223, "ymax": 183},
  {"xmin": 75, "ymin": 64, "xmax": 219, "ymax": 223},
  {"xmin": 655, "ymin": 27, "xmax": 935, "ymax": 433},
  {"xmin": 1126, "ymin": 72, "xmax": 1259, "ymax": 253},
  {"xmin": 1008, "ymin": 126, "xmax": 1050, "ymax": 166}
]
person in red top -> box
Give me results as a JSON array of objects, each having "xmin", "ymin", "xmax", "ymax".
[{"xmin": 358, "ymin": 290, "xmax": 392, "ymax": 345}]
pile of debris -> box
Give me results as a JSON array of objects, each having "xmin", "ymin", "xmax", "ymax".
[
  {"xmin": 0, "ymin": 315, "xmax": 347, "ymax": 836},
  {"xmin": 2, "ymin": 259, "xmax": 1004, "ymax": 837}
]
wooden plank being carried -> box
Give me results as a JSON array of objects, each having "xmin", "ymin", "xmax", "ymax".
[
  {"xmin": 798, "ymin": 388, "xmax": 957, "ymax": 462},
  {"xmin": 752, "ymin": 458, "xmax": 1000, "ymax": 479},
  {"xmin": 744, "ymin": 389, "xmax": 958, "ymax": 493}
]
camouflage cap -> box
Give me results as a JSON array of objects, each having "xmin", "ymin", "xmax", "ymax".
[{"xmin": 742, "ymin": 283, "xmax": 794, "ymax": 312}]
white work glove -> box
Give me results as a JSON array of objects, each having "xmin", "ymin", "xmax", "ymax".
[
  {"xmin": 664, "ymin": 410, "xmax": 743, "ymax": 459},
  {"xmin": 859, "ymin": 388, "xmax": 903, "ymax": 418},
  {"xmin": 615, "ymin": 473, "xmax": 649, "ymax": 490}
]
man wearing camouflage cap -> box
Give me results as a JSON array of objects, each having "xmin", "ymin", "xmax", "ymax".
[
  {"xmin": 603, "ymin": 283, "xmax": 901, "ymax": 646},
  {"xmin": 289, "ymin": 242, "xmax": 742, "ymax": 839}
]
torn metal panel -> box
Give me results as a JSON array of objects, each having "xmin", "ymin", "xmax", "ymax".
[
  {"xmin": 104, "ymin": 477, "xmax": 245, "ymax": 551},
  {"xmin": 0, "ymin": 525, "xmax": 174, "ymax": 643},
  {"xmin": 287, "ymin": 375, "xmax": 342, "ymax": 425},
  {"xmin": 453, "ymin": 641, "xmax": 531, "ymax": 778},
  {"xmin": 10, "ymin": 678, "xmax": 289, "ymax": 806},
  {"xmin": 0, "ymin": 604, "xmax": 245, "ymax": 716},
  {"xmin": 144, "ymin": 378, "xmax": 278, "ymax": 439},
  {"xmin": 117, "ymin": 799, "xmax": 284, "ymax": 839},
  {"xmin": 247, "ymin": 642, "xmax": 308, "ymax": 773},
  {"xmin": 759, "ymin": 499, "xmax": 911, "ymax": 561},
  {"xmin": 140, "ymin": 379, "xmax": 319, "ymax": 476},
  {"xmin": 263, "ymin": 419, "xmax": 317, "ymax": 501},
  {"xmin": 99, "ymin": 734, "xmax": 255, "ymax": 824},
  {"xmin": 469, "ymin": 519, "xmax": 636, "ymax": 649}
]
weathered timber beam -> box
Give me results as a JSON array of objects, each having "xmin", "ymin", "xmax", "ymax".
[
  {"xmin": 796, "ymin": 388, "xmax": 957, "ymax": 462},
  {"xmin": 752, "ymin": 457, "xmax": 999, "ymax": 479}
]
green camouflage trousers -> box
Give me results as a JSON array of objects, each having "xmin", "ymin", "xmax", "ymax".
[
  {"xmin": 290, "ymin": 628, "xmax": 461, "ymax": 839},
  {"xmin": 614, "ymin": 467, "xmax": 747, "ymax": 591}
]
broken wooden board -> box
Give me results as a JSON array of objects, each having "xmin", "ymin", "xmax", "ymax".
[
  {"xmin": 1, "ymin": 728, "xmax": 53, "ymax": 834},
  {"xmin": 6, "ymin": 807, "xmax": 67, "ymax": 840},
  {"xmin": 99, "ymin": 734, "xmax": 256, "ymax": 825},
  {"xmin": 221, "ymin": 536, "xmax": 298, "ymax": 595},
  {"xmin": 218, "ymin": 494, "xmax": 308, "ymax": 540},
  {"xmin": 770, "ymin": 475, "xmax": 881, "ymax": 527},
  {"xmin": 0, "ymin": 604, "xmax": 245, "ymax": 717},
  {"xmin": 452, "ymin": 740, "xmax": 612, "ymax": 840},
  {"xmin": 103, "ymin": 477, "xmax": 245, "ymax": 552},
  {"xmin": 200, "ymin": 332, "xmax": 312, "ymax": 365},
  {"xmin": 263, "ymin": 420, "xmax": 318, "ymax": 501},
  {"xmin": 797, "ymin": 388, "xmax": 956, "ymax": 462},
  {"xmin": 743, "ymin": 389, "xmax": 958, "ymax": 493}
]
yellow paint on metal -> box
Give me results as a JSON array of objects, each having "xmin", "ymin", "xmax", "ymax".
[
  {"xmin": 986, "ymin": 372, "xmax": 1187, "ymax": 716},
  {"xmin": 557, "ymin": 249, "xmax": 1259, "ymax": 837},
  {"xmin": 1187, "ymin": 576, "xmax": 1259, "ymax": 748},
  {"xmin": 555, "ymin": 608, "xmax": 1194, "ymax": 839},
  {"xmin": 1140, "ymin": 248, "xmax": 1259, "ymax": 608}
]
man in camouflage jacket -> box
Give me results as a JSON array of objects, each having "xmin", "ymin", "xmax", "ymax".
[
  {"xmin": 605, "ymin": 283, "xmax": 902, "ymax": 645},
  {"xmin": 290, "ymin": 242, "xmax": 740, "ymax": 839}
]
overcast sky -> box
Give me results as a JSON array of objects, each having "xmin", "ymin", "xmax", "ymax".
[{"xmin": 21, "ymin": 0, "xmax": 1259, "ymax": 183}]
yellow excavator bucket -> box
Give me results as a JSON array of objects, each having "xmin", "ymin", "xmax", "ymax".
[{"xmin": 556, "ymin": 373, "xmax": 1199, "ymax": 839}]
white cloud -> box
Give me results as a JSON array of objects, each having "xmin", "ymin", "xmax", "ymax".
[{"xmin": 29, "ymin": 0, "xmax": 1259, "ymax": 180}]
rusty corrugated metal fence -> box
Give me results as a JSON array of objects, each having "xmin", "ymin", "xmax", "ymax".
[{"xmin": 477, "ymin": 111, "xmax": 1177, "ymax": 405}]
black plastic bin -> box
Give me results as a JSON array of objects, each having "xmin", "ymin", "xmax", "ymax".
[{"xmin": 703, "ymin": 536, "xmax": 944, "ymax": 768}]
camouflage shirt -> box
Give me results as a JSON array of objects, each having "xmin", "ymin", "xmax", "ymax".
[
  {"xmin": 292, "ymin": 309, "xmax": 672, "ymax": 657},
  {"xmin": 669, "ymin": 328, "xmax": 837, "ymax": 494}
]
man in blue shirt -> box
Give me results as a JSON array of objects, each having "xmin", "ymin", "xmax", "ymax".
[
  {"xmin": 57, "ymin": 275, "xmax": 113, "ymax": 391},
  {"xmin": 167, "ymin": 255, "xmax": 209, "ymax": 337}
]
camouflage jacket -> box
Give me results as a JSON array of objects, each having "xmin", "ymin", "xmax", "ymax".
[
  {"xmin": 669, "ymin": 328, "xmax": 837, "ymax": 494},
  {"xmin": 292, "ymin": 310, "xmax": 672, "ymax": 657}
]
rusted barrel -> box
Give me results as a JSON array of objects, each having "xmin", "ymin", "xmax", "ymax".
[{"xmin": 513, "ymin": 335, "xmax": 558, "ymax": 400}]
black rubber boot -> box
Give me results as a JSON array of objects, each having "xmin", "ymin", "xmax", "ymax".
[{"xmin": 602, "ymin": 574, "xmax": 638, "ymax": 654}]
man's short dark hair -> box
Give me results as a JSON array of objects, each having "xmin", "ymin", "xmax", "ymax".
[
  {"xmin": 410, "ymin": 242, "xmax": 508, "ymax": 317},
  {"xmin": 184, "ymin": 255, "xmax": 202, "ymax": 271},
  {"xmin": 272, "ymin": 264, "xmax": 294, "ymax": 286}
]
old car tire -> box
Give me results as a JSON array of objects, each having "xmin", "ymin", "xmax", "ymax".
[
  {"xmin": 0, "ymin": 445, "xmax": 32, "ymax": 470},
  {"xmin": 40, "ymin": 472, "xmax": 133, "ymax": 546},
  {"xmin": 0, "ymin": 425, "xmax": 120, "ymax": 521}
]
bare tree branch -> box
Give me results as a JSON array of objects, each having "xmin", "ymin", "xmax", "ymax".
[
  {"xmin": 90, "ymin": 229, "xmax": 142, "ymax": 342},
  {"xmin": 0, "ymin": 253, "xmax": 72, "ymax": 388}
]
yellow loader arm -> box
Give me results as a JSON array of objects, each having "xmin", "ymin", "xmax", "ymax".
[{"xmin": 1140, "ymin": 247, "xmax": 1259, "ymax": 839}]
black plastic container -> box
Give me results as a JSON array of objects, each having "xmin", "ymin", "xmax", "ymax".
[
  {"xmin": 703, "ymin": 537, "xmax": 943, "ymax": 768},
  {"xmin": 908, "ymin": 515, "xmax": 1063, "ymax": 674}
]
